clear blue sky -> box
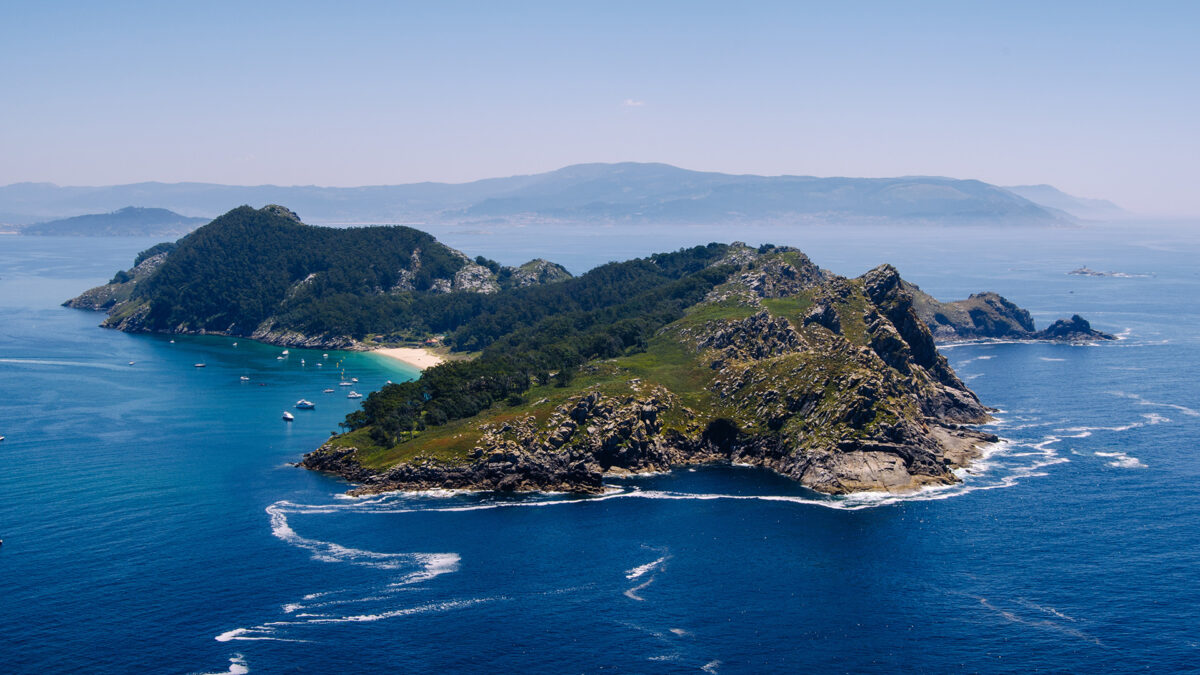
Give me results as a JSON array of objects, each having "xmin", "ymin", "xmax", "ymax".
[{"xmin": 1, "ymin": 1, "xmax": 1196, "ymax": 214}]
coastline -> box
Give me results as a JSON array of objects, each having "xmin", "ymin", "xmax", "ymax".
[{"xmin": 371, "ymin": 346, "xmax": 445, "ymax": 371}]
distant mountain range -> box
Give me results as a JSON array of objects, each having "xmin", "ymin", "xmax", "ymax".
[
  {"xmin": 1, "ymin": 163, "xmax": 1116, "ymax": 228},
  {"xmin": 19, "ymin": 206, "xmax": 209, "ymax": 236},
  {"xmin": 1003, "ymin": 184, "xmax": 1126, "ymax": 220}
]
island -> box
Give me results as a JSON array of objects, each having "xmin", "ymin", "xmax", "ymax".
[
  {"xmin": 20, "ymin": 206, "xmax": 209, "ymax": 237},
  {"xmin": 70, "ymin": 204, "xmax": 1116, "ymax": 495}
]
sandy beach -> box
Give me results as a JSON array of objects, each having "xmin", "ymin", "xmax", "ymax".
[{"xmin": 372, "ymin": 347, "xmax": 445, "ymax": 370}]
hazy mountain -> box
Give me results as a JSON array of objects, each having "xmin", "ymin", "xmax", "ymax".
[
  {"xmin": 1004, "ymin": 184, "xmax": 1126, "ymax": 220},
  {"xmin": 2, "ymin": 163, "xmax": 1071, "ymax": 227},
  {"xmin": 20, "ymin": 206, "xmax": 209, "ymax": 236}
]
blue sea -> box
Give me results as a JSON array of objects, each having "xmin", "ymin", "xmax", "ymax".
[{"xmin": 1, "ymin": 223, "xmax": 1198, "ymax": 673}]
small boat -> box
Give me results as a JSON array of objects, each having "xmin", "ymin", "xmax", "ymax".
[
  {"xmin": 281, "ymin": 350, "xmax": 289, "ymax": 356},
  {"xmin": 295, "ymin": 399, "xmax": 315, "ymax": 410},
  {"xmin": 276, "ymin": 356, "xmax": 284, "ymax": 360},
  {"xmin": 323, "ymin": 353, "xmax": 328, "ymax": 358},
  {"xmin": 300, "ymin": 359, "xmax": 306, "ymax": 365},
  {"xmin": 282, "ymin": 411, "xmax": 294, "ymax": 421},
  {"xmin": 351, "ymin": 377, "xmax": 358, "ymax": 383},
  {"xmin": 0, "ymin": 436, "xmax": 5, "ymax": 442},
  {"xmin": 339, "ymin": 381, "xmax": 353, "ymax": 386},
  {"xmin": 128, "ymin": 361, "xmax": 136, "ymax": 366},
  {"xmin": 169, "ymin": 339, "xmax": 175, "ymax": 343},
  {"xmin": 232, "ymin": 342, "xmax": 238, "ymax": 347},
  {"xmin": 194, "ymin": 363, "xmax": 206, "ymax": 368},
  {"xmin": 322, "ymin": 388, "xmax": 335, "ymax": 393},
  {"xmin": 240, "ymin": 376, "xmax": 250, "ymax": 381},
  {"xmin": 316, "ymin": 363, "xmax": 323, "ymax": 367},
  {"xmin": 347, "ymin": 391, "xmax": 363, "ymax": 399}
]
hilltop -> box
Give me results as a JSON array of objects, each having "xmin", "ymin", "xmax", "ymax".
[
  {"xmin": 20, "ymin": 206, "xmax": 209, "ymax": 236},
  {"xmin": 65, "ymin": 204, "xmax": 572, "ymax": 348},
  {"xmin": 7, "ymin": 163, "xmax": 1071, "ymax": 226}
]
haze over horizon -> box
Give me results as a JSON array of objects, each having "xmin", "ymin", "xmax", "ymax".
[{"xmin": 2, "ymin": 1, "xmax": 1197, "ymax": 216}]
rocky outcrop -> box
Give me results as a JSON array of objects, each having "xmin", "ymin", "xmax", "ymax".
[
  {"xmin": 508, "ymin": 259, "xmax": 572, "ymax": 287},
  {"xmin": 63, "ymin": 252, "xmax": 170, "ymax": 311},
  {"xmin": 452, "ymin": 263, "xmax": 500, "ymax": 294},
  {"xmin": 1033, "ymin": 315, "xmax": 1113, "ymax": 342},
  {"xmin": 905, "ymin": 281, "xmax": 1115, "ymax": 342},
  {"xmin": 260, "ymin": 204, "xmax": 302, "ymax": 223}
]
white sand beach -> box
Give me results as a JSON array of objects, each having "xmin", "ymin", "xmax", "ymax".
[{"xmin": 372, "ymin": 347, "xmax": 445, "ymax": 370}]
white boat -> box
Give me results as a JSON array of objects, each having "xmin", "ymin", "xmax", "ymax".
[
  {"xmin": 300, "ymin": 359, "xmax": 306, "ymax": 365},
  {"xmin": 339, "ymin": 381, "xmax": 353, "ymax": 386},
  {"xmin": 232, "ymin": 342, "xmax": 238, "ymax": 347},
  {"xmin": 347, "ymin": 391, "xmax": 363, "ymax": 399},
  {"xmin": 322, "ymin": 388, "xmax": 335, "ymax": 393},
  {"xmin": 128, "ymin": 361, "xmax": 135, "ymax": 366},
  {"xmin": 169, "ymin": 339, "xmax": 175, "ymax": 343},
  {"xmin": 276, "ymin": 356, "xmax": 285, "ymax": 360},
  {"xmin": 194, "ymin": 363, "xmax": 206, "ymax": 368},
  {"xmin": 323, "ymin": 353, "xmax": 328, "ymax": 358},
  {"xmin": 351, "ymin": 377, "xmax": 358, "ymax": 383},
  {"xmin": 281, "ymin": 350, "xmax": 289, "ymax": 355},
  {"xmin": 282, "ymin": 411, "xmax": 294, "ymax": 421},
  {"xmin": 316, "ymin": 363, "xmax": 323, "ymax": 367},
  {"xmin": 295, "ymin": 399, "xmax": 315, "ymax": 410},
  {"xmin": 240, "ymin": 376, "xmax": 250, "ymax": 381}
]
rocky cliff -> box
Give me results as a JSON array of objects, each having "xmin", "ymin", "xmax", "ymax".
[
  {"xmin": 303, "ymin": 244, "xmax": 999, "ymax": 496},
  {"xmin": 906, "ymin": 283, "xmax": 1115, "ymax": 342}
]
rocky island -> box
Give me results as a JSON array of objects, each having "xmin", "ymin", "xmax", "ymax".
[{"xmin": 71, "ymin": 204, "xmax": 1114, "ymax": 495}]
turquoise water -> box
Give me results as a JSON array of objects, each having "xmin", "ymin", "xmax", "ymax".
[{"xmin": 1, "ymin": 226, "xmax": 1198, "ymax": 673}]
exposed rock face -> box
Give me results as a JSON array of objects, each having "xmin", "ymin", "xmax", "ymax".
[
  {"xmin": 906, "ymin": 281, "xmax": 1114, "ymax": 342},
  {"xmin": 303, "ymin": 386, "xmax": 726, "ymax": 495},
  {"xmin": 304, "ymin": 244, "xmax": 1000, "ymax": 497},
  {"xmin": 509, "ymin": 259, "xmax": 572, "ymax": 287},
  {"xmin": 1034, "ymin": 315, "xmax": 1112, "ymax": 342},
  {"xmin": 63, "ymin": 252, "xmax": 170, "ymax": 311},
  {"xmin": 260, "ymin": 204, "xmax": 302, "ymax": 223},
  {"xmin": 452, "ymin": 263, "xmax": 500, "ymax": 294}
]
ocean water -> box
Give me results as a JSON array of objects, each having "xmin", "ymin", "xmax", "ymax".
[{"xmin": 1, "ymin": 224, "xmax": 1198, "ymax": 674}]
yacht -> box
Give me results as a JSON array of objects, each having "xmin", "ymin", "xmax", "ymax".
[
  {"xmin": 282, "ymin": 411, "xmax": 294, "ymax": 421},
  {"xmin": 322, "ymin": 388, "xmax": 335, "ymax": 393},
  {"xmin": 295, "ymin": 400, "xmax": 315, "ymax": 410},
  {"xmin": 339, "ymin": 381, "xmax": 353, "ymax": 386},
  {"xmin": 281, "ymin": 350, "xmax": 289, "ymax": 355},
  {"xmin": 347, "ymin": 391, "xmax": 363, "ymax": 399},
  {"xmin": 194, "ymin": 363, "xmax": 206, "ymax": 368},
  {"xmin": 240, "ymin": 376, "xmax": 250, "ymax": 381}
]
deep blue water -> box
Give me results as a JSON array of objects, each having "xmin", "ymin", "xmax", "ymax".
[{"xmin": 1, "ymin": 224, "xmax": 1198, "ymax": 674}]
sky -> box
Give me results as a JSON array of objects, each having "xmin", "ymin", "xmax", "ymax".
[{"xmin": 1, "ymin": 1, "xmax": 1197, "ymax": 215}]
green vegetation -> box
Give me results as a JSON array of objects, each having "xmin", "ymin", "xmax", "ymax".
[{"xmin": 344, "ymin": 247, "xmax": 736, "ymax": 446}]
